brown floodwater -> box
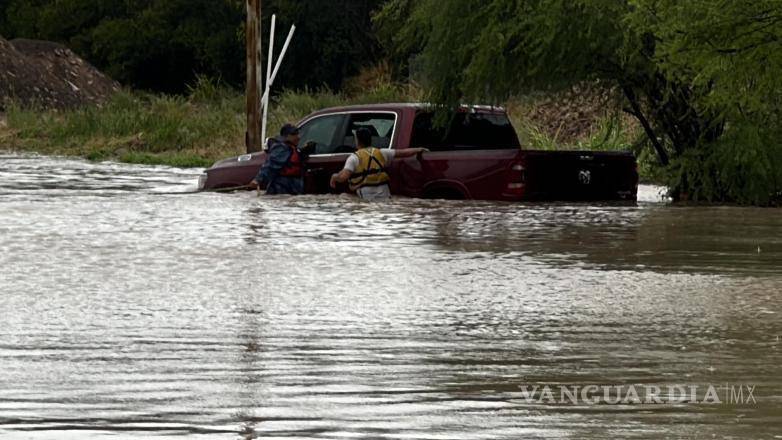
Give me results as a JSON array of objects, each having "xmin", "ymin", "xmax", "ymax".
[{"xmin": 0, "ymin": 153, "xmax": 781, "ymax": 439}]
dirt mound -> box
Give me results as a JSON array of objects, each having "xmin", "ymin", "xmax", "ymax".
[{"xmin": 0, "ymin": 35, "xmax": 119, "ymax": 110}]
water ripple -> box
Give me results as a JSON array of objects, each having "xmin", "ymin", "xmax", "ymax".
[{"xmin": 0, "ymin": 153, "xmax": 780, "ymax": 438}]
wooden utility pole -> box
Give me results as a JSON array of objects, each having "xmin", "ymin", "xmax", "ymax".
[{"xmin": 245, "ymin": 0, "xmax": 262, "ymax": 153}]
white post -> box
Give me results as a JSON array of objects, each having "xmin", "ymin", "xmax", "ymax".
[
  {"xmin": 260, "ymin": 24, "xmax": 296, "ymax": 106},
  {"xmin": 260, "ymin": 14, "xmax": 276, "ymax": 147}
]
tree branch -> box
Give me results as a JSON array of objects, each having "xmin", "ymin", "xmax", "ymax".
[{"xmin": 622, "ymin": 84, "xmax": 669, "ymax": 166}]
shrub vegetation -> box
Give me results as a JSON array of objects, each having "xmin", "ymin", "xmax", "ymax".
[{"xmin": 375, "ymin": 0, "xmax": 782, "ymax": 204}]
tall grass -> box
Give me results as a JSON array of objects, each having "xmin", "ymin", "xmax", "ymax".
[
  {"xmin": 512, "ymin": 113, "xmax": 664, "ymax": 183},
  {"xmin": 2, "ymin": 76, "xmax": 416, "ymax": 168},
  {"xmin": 2, "ymin": 75, "xmax": 648, "ymax": 176},
  {"xmin": 5, "ymin": 78, "xmax": 246, "ymax": 167},
  {"xmin": 514, "ymin": 113, "xmax": 635, "ymax": 152}
]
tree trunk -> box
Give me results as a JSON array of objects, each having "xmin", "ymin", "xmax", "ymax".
[{"xmin": 622, "ymin": 85, "xmax": 669, "ymax": 166}]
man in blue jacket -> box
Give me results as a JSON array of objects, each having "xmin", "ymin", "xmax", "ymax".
[{"xmin": 249, "ymin": 124, "xmax": 314, "ymax": 195}]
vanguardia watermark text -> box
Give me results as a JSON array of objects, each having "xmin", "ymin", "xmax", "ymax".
[{"xmin": 516, "ymin": 384, "xmax": 757, "ymax": 405}]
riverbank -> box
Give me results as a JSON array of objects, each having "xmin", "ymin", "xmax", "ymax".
[
  {"xmin": 1, "ymin": 77, "xmax": 650, "ymax": 173},
  {"xmin": 1, "ymin": 79, "xmax": 245, "ymax": 168},
  {"xmin": 0, "ymin": 78, "xmax": 415, "ymax": 168}
]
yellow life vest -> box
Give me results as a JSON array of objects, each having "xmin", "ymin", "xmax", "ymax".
[{"xmin": 349, "ymin": 147, "xmax": 390, "ymax": 190}]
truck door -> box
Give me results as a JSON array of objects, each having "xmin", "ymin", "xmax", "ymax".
[
  {"xmin": 302, "ymin": 111, "xmax": 398, "ymax": 194},
  {"xmin": 336, "ymin": 112, "xmax": 398, "ymax": 193},
  {"xmin": 298, "ymin": 114, "xmax": 348, "ymax": 193}
]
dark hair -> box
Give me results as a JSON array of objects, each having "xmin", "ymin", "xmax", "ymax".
[
  {"xmin": 355, "ymin": 127, "xmax": 372, "ymax": 147},
  {"xmin": 280, "ymin": 123, "xmax": 299, "ymax": 137}
]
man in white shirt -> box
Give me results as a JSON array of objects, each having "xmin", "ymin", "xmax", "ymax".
[{"xmin": 330, "ymin": 128, "xmax": 427, "ymax": 201}]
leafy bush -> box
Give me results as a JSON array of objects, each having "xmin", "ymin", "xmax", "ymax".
[
  {"xmin": 376, "ymin": 0, "xmax": 782, "ymax": 204},
  {"xmin": 669, "ymin": 124, "xmax": 782, "ymax": 205}
]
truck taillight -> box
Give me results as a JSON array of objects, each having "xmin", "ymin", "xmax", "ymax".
[
  {"xmin": 506, "ymin": 163, "xmax": 526, "ymax": 195},
  {"xmin": 508, "ymin": 163, "xmax": 526, "ymax": 183}
]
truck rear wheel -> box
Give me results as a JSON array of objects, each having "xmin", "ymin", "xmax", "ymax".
[{"xmin": 423, "ymin": 187, "xmax": 465, "ymax": 200}]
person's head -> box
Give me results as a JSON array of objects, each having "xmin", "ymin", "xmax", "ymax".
[
  {"xmin": 355, "ymin": 127, "xmax": 372, "ymax": 148},
  {"xmin": 280, "ymin": 123, "xmax": 300, "ymax": 146}
]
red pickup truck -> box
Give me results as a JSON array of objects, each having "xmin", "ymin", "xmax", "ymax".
[{"xmin": 199, "ymin": 103, "xmax": 638, "ymax": 201}]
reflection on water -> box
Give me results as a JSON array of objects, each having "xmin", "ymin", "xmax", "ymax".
[{"xmin": 0, "ymin": 153, "xmax": 781, "ymax": 439}]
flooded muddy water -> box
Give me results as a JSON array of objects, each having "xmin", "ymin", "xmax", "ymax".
[{"xmin": 1, "ymin": 153, "xmax": 781, "ymax": 439}]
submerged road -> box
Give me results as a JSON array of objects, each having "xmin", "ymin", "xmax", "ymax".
[{"xmin": 1, "ymin": 153, "xmax": 781, "ymax": 438}]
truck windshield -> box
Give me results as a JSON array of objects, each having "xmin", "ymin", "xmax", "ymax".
[{"xmin": 410, "ymin": 111, "xmax": 521, "ymax": 151}]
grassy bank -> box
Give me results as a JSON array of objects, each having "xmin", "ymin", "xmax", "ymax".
[
  {"xmin": 1, "ymin": 77, "xmax": 654, "ymax": 177},
  {"xmin": 0, "ymin": 77, "xmax": 417, "ymax": 168},
  {"xmin": 3, "ymin": 79, "xmax": 245, "ymax": 168}
]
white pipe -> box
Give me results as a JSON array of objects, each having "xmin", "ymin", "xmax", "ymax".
[
  {"xmin": 260, "ymin": 14, "xmax": 276, "ymax": 146},
  {"xmin": 260, "ymin": 24, "xmax": 296, "ymax": 105}
]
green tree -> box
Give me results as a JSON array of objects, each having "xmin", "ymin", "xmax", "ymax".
[
  {"xmin": 376, "ymin": 0, "xmax": 782, "ymax": 204},
  {"xmin": 0, "ymin": 4, "xmax": 7, "ymax": 35},
  {"xmin": 3, "ymin": 0, "xmax": 244, "ymax": 93},
  {"xmin": 2, "ymin": 0, "xmax": 386, "ymax": 93},
  {"xmin": 264, "ymin": 0, "xmax": 385, "ymax": 91},
  {"xmin": 90, "ymin": 0, "xmax": 245, "ymax": 92},
  {"xmin": 629, "ymin": 0, "xmax": 782, "ymax": 204}
]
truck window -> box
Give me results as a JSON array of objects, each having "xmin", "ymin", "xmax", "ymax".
[
  {"xmin": 410, "ymin": 111, "xmax": 521, "ymax": 151},
  {"xmin": 299, "ymin": 114, "xmax": 345, "ymax": 155},
  {"xmin": 338, "ymin": 113, "xmax": 396, "ymax": 151}
]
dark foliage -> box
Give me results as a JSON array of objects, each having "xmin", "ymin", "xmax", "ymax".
[
  {"xmin": 375, "ymin": 0, "xmax": 782, "ymax": 205},
  {"xmin": 0, "ymin": 0, "xmax": 384, "ymax": 93}
]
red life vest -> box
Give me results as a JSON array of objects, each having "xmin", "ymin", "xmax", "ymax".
[{"xmin": 278, "ymin": 144, "xmax": 302, "ymax": 177}]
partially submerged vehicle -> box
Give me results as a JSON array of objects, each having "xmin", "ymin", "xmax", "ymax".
[{"xmin": 199, "ymin": 103, "xmax": 638, "ymax": 201}]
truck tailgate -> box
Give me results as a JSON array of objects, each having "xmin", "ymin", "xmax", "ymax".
[{"xmin": 520, "ymin": 150, "xmax": 638, "ymax": 201}]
